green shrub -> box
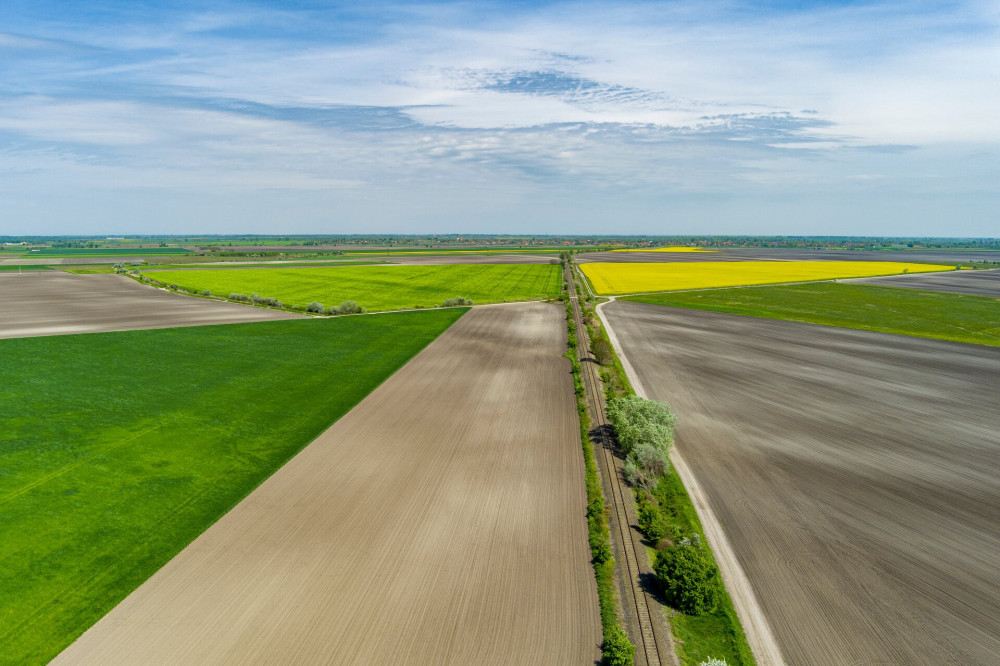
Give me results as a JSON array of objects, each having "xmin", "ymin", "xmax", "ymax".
[
  {"xmin": 622, "ymin": 459, "xmax": 640, "ymax": 486},
  {"xmin": 637, "ymin": 498, "xmax": 670, "ymax": 544},
  {"xmin": 654, "ymin": 545, "xmax": 722, "ymax": 615},
  {"xmin": 305, "ymin": 301, "xmax": 325, "ymax": 314},
  {"xmin": 627, "ymin": 441, "xmax": 669, "ymax": 485},
  {"xmin": 591, "ymin": 332, "xmax": 614, "ymax": 365},
  {"xmin": 602, "ymin": 624, "xmax": 635, "ymax": 666},
  {"xmin": 338, "ymin": 301, "xmax": 364, "ymax": 314},
  {"xmin": 442, "ymin": 296, "xmax": 473, "ymax": 306}
]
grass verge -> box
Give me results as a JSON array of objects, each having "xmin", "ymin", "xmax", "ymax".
[
  {"xmin": 647, "ymin": 475, "xmax": 756, "ymax": 665},
  {"xmin": 624, "ymin": 282, "xmax": 1000, "ymax": 347},
  {"xmin": 0, "ymin": 310, "xmax": 464, "ymax": 665}
]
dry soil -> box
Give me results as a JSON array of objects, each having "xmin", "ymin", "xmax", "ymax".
[
  {"xmin": 845, "ymin": 267, "xmax": 1000, "ymax": 297},
  {"xmin": 0, "ymin": 272, "xmax": 298, "ymax": 338},
  {"xmin": 53, "ymin": 302, "xmax": 601, "ymax": 665},
  {"xmin": 603, "ymin": 301, "xmax": 1000, "ymax": 666}
]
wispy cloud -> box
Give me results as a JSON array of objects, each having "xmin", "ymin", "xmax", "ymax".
[{"xmin": 0, "ymin": 1, "xmax": 997, "ymax": 234}]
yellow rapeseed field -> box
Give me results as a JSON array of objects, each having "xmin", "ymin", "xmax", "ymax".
[{"xmin": 580, "ymin": 260, "xmax": 954, "ymax": 295}]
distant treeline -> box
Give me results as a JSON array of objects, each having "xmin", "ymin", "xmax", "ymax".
[{"xmin": 4, "ymin": 235, "xmax": 999, "ymax": 251}]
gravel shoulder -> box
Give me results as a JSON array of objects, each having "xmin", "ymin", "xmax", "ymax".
[
  {"xmin": 0, "ymin": 272, "xmax": 298, "ymax": 338},
  {"xmin": 601, "ymin": 301, "xmax": 1000, "ymax": 666},
  {"xmin": 53, "ymin": 302, "xmax": 601, "ymax": 665}
]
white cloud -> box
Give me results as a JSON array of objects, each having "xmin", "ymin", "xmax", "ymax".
[{"xmin": 1, "ymin": 1, "xmax": 997, "ymax": 234}]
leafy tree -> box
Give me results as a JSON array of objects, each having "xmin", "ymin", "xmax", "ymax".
[
  {"xmin": 654, "ymin": 545, "xmax": 721, "ymax": 615},
  {"xmin": 305, "ymin": 301, "xmax": 325, "ymax": 313},
  {"xmin": 606, "ymin": 395, "xmax": 676, "ymax": 455}
]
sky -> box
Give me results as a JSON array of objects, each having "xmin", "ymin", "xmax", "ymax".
[{"xmin": 1, "ymin": 0, "xmax": 998, "ymax": 236}]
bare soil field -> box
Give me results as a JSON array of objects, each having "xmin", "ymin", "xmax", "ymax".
[
  {"xmin": 0, "ymin": 257, "xmax": 147, "ymax": 265},
  {"xmin": 845, "ymin": 267, "xmax": 1000, "ymax": 297},
  {"xmin": 579, "ymin": 248, "xmax": 1000, "ymax": 264},
  {"xmin": 602, "ymin": 301, "xmax": 1000, "ymax": 666},
  {"xmin": 0, "ymin": 272, "xmax": 298, "ymax": 338},
  {"xmin": 53, "ymin": 302, "xmax": 600, "ymax": 666}
]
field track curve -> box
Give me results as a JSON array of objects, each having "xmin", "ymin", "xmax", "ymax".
[{"xmin": 53, "ymin": 302, "xmax": 600, "ymax": 665}]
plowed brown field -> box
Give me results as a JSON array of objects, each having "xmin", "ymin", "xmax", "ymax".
[
  {"xmin": 603, "ymin": 301, "xmax": 1000, "ymax": 666},
  {"xmin": 846, "ymin": 267, "xmax": 1000, "ymax": 297},
  {"xmin": 0, "ymin": 272, "xmax": 298, "ymax": 338},
  {"xmin": 53, "ymin": 302, "xmax": 600, "ymax": 665}
]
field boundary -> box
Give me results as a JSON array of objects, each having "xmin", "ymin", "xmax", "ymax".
[
  {"xmin": 565, "ymin": 262, "xmax": 672, "ymax": 666},
  {"xmin": 596, "ymin": 299, "xmax": 786, "ymax": 666}
]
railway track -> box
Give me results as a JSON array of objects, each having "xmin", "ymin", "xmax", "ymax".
[{"xmin": 564, "ymin": 260, "xmax": 667, "ymax": 666}]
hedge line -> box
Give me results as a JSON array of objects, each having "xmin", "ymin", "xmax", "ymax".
[{"xmin": 563, "ymin": 297, "xmax": 634, "ymax": 666}]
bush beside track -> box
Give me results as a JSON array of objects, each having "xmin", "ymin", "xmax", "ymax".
[
  {"xmin": 574, "ymin": 269, "xmax": 755, "ymax": 666},
  {"xmin": 562, "ymin": 284, "xmax": 635, "ymax": 666}
]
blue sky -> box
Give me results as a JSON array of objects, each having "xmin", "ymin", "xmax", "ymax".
[{"xmin": 1, "ymin": 0, "xmax": 997, "ymax": 235}]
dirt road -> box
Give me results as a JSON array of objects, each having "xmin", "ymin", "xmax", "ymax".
[
  {"xmin": 54, "ymin": 303, "xmax": 600, "ymax": 665},
  {"xmin": 602, "ymin": 302, "xmax": 1000, "ymax": 665},
  {"xmin": 0, "ymin": 272, "xmax": 298, "ymax": 338}
]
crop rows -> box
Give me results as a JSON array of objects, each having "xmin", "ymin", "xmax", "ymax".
[
  {"xmin": 580, "ymin": 260, "xmax": 954, "ymax": 295},
  {"xmin": 147, "ymin": 264, "xmax": 562, "ymax": 311}
]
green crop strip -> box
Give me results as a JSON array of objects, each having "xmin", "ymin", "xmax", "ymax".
[
  {"xmin": 145, "ymin": 264, "xmax": 562, "ymax": 312},
  {"xmin": 0, "ymin": 310, "xmax": 464, "ymax": 664},
  {"xmin": 625, "ymin": 282, "xmax": 1000, "ymax": 347}
]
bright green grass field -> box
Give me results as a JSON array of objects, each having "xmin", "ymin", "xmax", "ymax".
[
  {"xmin": 147, "ymin": 263, "xmax": 562, "ymax": 311},
  {"xmin": 625, "ymin": 282, "xmax": 1000, "ymax": 347},
  {"xmin": 0, "ymin": 310, "xmax": 463, "ymax": 665}
]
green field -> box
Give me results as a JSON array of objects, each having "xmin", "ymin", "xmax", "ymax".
[
  {"xmin": 23, "ymin": 247, "xmax": 193, "ymax": 257},
  {"xmin": 0, "ymin": 310, "xmax": 463, "ymax": 664},
  {"xmin": 147, "ymin": 263, "xmax": 562, "ymax": 310},
  {"xmin": 625, "ymin": 282, "xmax": 1000, "ymax": 346}
]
